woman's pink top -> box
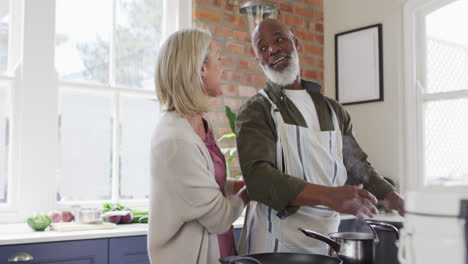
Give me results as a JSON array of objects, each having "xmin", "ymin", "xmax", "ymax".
[{"xmin": 202, "ymin": 119, "xmax": 237, "ymax": 257}]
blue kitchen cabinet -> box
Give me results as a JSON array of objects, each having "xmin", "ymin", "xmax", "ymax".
[
  {"xmin": 0, "ymin": 236, "xmax": 150, "ymax": 264},
  {"xmin": 109, "ymin": 236, "xmax": 150, "ymax": 264},
  {"xmin": 0, "ymin": 239, "xmax": 108, "ymax": 263}
]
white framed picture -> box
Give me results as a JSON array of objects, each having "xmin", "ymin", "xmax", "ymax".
[{"xmin": 335, "ymin": 24, "xmax": 383, "ymax": 105}]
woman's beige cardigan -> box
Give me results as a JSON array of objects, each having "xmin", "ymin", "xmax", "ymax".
[{"xmin": 148, "ymin": 111, "xmax": 245, "ymax": 264}]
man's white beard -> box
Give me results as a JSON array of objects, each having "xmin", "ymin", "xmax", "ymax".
[{"xmin": 260, "ymin": 48, "xmax": 300, "ymax": 87}]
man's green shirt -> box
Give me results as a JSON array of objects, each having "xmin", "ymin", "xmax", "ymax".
[{"xmin": 235, "ymin": 79, "xmax": 394, "ymax": 214}]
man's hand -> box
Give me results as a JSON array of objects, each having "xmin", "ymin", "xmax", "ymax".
[
  {"xmin": 381, "ymin": 191, "xmax": 405, "ymax": 216},
  {"xmin": 326, "ymin": 184, "xmax": 378, "ymax": 220}
]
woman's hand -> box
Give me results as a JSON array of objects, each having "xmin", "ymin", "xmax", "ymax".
[
  {"xmin": 237, "ymin": 185, "xmax": 250, "ymax": 205},
  {"xmin": 233, "ymin": 180, "xmax": 245, "ymax": 194}
]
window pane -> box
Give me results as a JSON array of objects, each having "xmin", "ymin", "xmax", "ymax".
[
  {"xmin": 0, "ymin": 87, "xmax": 8, "ymax": 203},
  {"xmin": 424, "ymin": 98, "xmax": 468, "ymax": 185},
  {"xmin": 116, "ymin": 0, "xmax": 163, "ymax": 89},
  {"xmin": 426, "ymin": 0, "xmax": 468, "ymax": 93},
  {"xmin": 55, "ymin": 0, "xmax": 112, "ymax": 84},
  {"xmin": 0, "ymin": 0, "xmax": 9, "ymax": 74},
  {"xmin": 119, "ymin": 96, "xmax": 159, "ymax": 199},
  {"xmin": 58, "ymin": 90, "xmax": 113, "ymax": 201}
]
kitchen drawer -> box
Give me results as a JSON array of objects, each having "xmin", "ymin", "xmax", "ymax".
[
  {"xmin": 109, "ymin": 235, "xmax": 150, "ymax": 264},
  {"xmin": 0, "ymin": 239, "xmax": 108, "ymax": 263}
]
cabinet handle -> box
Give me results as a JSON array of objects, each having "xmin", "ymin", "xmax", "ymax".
[{"xmin": 8, "ymin": 253, "xmax": 34, "ymax": 262}]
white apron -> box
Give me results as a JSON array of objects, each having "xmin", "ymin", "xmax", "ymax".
[{"xmin": 239, "ymin": 89, "xmax": 348, "ymax": 255}]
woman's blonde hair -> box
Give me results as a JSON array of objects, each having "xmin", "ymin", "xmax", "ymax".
[{"xmin": 155, "ymin": 28, "xmax": 212, "ymax": 116}]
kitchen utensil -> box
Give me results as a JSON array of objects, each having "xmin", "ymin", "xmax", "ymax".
[
  {"xmin": 77, "ymin": 208, "xmax": 129, "ymax": 224},
  {"xmin": 300, "ymin": 220, "xmax": 399, "ymax": 264},
  {"xmin": 219, "ymin": 253, "xmax": 343, "ymax": 264}
]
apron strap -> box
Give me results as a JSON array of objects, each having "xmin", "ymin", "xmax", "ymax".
[
  {"xmin": 258, "ymin": 89, "xmax": 284, "ymax": 174},
  {"xmin": 325, "ymin": 99, "xmax": 340, "ymax": 132}
]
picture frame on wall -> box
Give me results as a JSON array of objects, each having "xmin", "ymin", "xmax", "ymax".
[{"xmin": 335, "ymin": 24, "xmax": 383, "ymax": 105}]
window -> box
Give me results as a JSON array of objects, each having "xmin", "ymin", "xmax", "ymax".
[
  {"xmin": 405, "ymin": 0, "xmax": 468, "ymax": 188},
  {"xmin": 55, "ymin": 0, "xmax": 162, "ymax": 203},
  {"xmin": 0, "ymin": 0, "xmax": 190, "ymax": 222},
  {"xmin": 0, "ymin": 0, "xmax": 11, "ymax": 204}
]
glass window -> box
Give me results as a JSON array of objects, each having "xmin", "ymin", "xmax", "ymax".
[
  {"xmin": 116, "ymin": 0, "xmax": 163, "ymax": 89},
  {"xmin": 422, "ymin": 0, "xmax": 468, "ymax": 185},
  {"xmin": 0, "ymin": 87, "xmax": 8, "ymax": 203},
  {"xmin": 57, "ymin": 90, "xmax": 113, "ymax": 201},
  {"xmin": 55, "ymin": 0, "xmax": 162, "ymax": 203},
  {"xmin": 55, "ymin": 0, "xmax": 112, "ymax": 84},
  {"xmin": 119, "ymin": 96, "xmax": 159, "ymax": 199},
  {"xmin": 0, "ymin": 0, "xmax": 9, "ymax": 74}
]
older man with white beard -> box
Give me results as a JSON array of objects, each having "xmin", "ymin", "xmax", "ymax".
[{"xmin": 235, "ymin": 19, "xmax": 404, "ymax": 255}]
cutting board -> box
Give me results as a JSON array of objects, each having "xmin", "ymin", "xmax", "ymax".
[{"xmin": 50, "ymin": 222, "xmax": 117, "ymax": 232}]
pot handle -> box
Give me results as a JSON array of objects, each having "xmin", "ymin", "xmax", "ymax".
[
  {"xmin": 364, "ymin": 220, "xmax": 400, "ymax": 245},
  {"xmin": 298, "ymin": 228, "xmax": 341, "ymax": 253},
  {"xmin": 219, "ymin": 256, "xmax": 262, "ymax": 264}
]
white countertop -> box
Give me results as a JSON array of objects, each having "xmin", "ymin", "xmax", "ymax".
[
  {"xmin": 0, "ymin": 212, "xmax": 401, "ymax": 246},
  {"xmin": 0, "ymin": 217, "xmax": 246, "ymax": 246},
  {"xmin": 0, "ymin": 223, "xmax": 149, "ymax": 246}
]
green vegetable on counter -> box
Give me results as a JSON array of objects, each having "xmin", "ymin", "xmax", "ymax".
[{"xmin": 27, "ymin": 214, "xmax": 52, "ymax": 231}]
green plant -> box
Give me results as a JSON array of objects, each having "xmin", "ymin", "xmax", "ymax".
[{"xmin": 218, "ymin": 106, "xmax": 243, "ymax": 180}]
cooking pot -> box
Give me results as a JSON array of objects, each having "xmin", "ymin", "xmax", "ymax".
[
  {"xmin": 219, "ymin": 253, "xmax": 343, "ymax": 264},
  {"xmin": 300, "ymin": 220, "xmax": 399, "ymax": 264}
]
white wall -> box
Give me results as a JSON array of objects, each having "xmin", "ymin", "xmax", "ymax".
[{"xmin": 324, "ymin": 0, "xmax": 405, "ymax": 188}]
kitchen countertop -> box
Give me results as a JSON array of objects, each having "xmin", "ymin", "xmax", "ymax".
[{"xmin": 0, "ymin": 212, "xmax": 402, "ymax": 246}]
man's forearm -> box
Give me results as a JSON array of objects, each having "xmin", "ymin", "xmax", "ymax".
[{"xmin": 288, "ymin": 183, "xmax": 331, "ymax": 207}]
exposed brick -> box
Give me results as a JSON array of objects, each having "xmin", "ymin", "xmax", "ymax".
[
  {"xmin": 194, "ymin": 0, "xmax": 211, "ymax": 6},
  {"xmin": 303, "ymin": 69, "xmax": 319, "ymax": 80},
  {"xmin": 294, "ymin": 30, "xmax": 315, "ymax": 42},
  {"xmin": 208, "ymin": 96, "xmax": 223, "ymax": 109},
  {"xmin": 284, "ymin": 14, "xmax": 304, "ymax": 28},
  {"xmin": 315, "ymin": 34, "xmax": 324, "ymax": 45},
  {"xmin": 300, "ymin": 55, "xmax": 315, "ymax": 68},
  {"xmin": 224, "ymin": 14, "xmax": 246, "ymax": 28},
  {"xmin": 231, "ymin": 157, "xmax": 240, "ymax": 168},
  {"xmin": 279, "ymin": 2, "xmax": 294, "ymax": 13},
  {"xmin": 223, "ymin": 70, "xmax": 245, "ymax": 83},
  {"xmin": 317, "ymin": 58, "xmax": 324, "ymax": 69},
  {"xmin": 246, "ymin": 74, "xmax": 267, "ymax": 86},
  {"xmin": 211, "ymin": 40, "xmax": 223, "ymax": 51},
  {"xmin": 239, "ymin": 59, "xmax": 257, "ymax": 71},
  {"xmin": 304, "ymin": 44, "xmax": 323, "ymax": 56},
  {"xmin": 224, "ymin": 98, "xmax": 243, "ymax": 110},
  {"xmin": 218, "ymin": 127, "xmax": 234, "ymax": 137},
  {"xmin": 226, "ymin": 42, "xmax": 245, "ymax": 55},
  {"xmin": 212, "ymin": 0, "xmax": 234, "ymax": 11},
  {"xmin": 304, "ymin": 0, "xmax": 322, "ymax": 8},
  {"xmin": 295, "ymin": 6, "xmax": 314, "ymax": 18},
  {"xmin": 221, "ymin": 84, "xmax": 237, "ymax": 96},
  {"xmin": 193, "ymin": 8, "xmax": 222, "ymax": 24},
  {"xmin": 233, "ymin": 30, "xmax": 251, "ymax": 42},
  {"xmin": 316, "ymin": 10, "xmax": 324, "ymax": 21},
  {"xmin": 315, "ymin": 23, "xmax": 324, "ymax": 33},
  {"xmin": 210, "ymin": 111, "xmax": 229, "ymax": 124},
  {"xmin": 238, "ymin": 85, "xmax": 257, "ymax": 97},
  {"xmin": 221, "ymin": 56, "xmax": 236, "ymax": 69},
  {"xmin": 247, "ymin": 46, "xmax": 256, "ymax": 57},
  {"xmin": 214, "ymin": 26, "xmax": 232, "ymax": 38},
  {"xmin": 193, "ymin": 21, "xmax": 210, "ymax": 30}
]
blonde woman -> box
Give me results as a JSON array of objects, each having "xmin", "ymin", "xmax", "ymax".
[{"xmin": 148, "ymin": 28, "xmax": 249, "ymax": 264}]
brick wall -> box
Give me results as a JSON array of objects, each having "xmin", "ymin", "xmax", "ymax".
[{"xmin": 192, "ymin": 0, "xmax": 324, "ymax": 177}]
